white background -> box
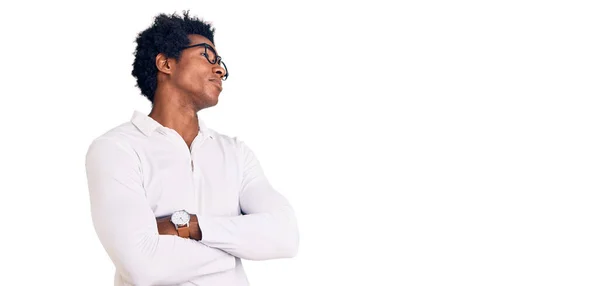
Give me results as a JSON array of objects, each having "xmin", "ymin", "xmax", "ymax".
[{"xmin": 0, "ymin": 0, "xmax": 598, "ymax": 285}]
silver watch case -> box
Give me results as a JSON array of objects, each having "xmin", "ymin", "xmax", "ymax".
[{"xmin": 170, "ymin": 209, "xmax": 191, "ymax": 229}]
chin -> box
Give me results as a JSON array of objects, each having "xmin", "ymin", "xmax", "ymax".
[
  {"xmin": 192, "ymin": 90, "xmax": 219, "ymax": 109},
  {"xmin": 207, "ymin": 92, "xmax": 220, "ymax": 105},
  {"xmin": 199, "ymin": 94, "xmax": 219, "ymax": 109},
  {"xmin": 208, "ymin": 98, "xmax": 219, "ymax": 108}
]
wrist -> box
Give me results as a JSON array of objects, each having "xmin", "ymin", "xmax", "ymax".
[
  {"xmin": 189, "ymin": 214, "xmax": 203, "ymax": 241},
  {"xmin": 157, "ymin": 215, "xmax": 178, "ymax": 236}
]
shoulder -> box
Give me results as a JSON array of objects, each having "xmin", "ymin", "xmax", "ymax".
[
  {"xmin": 206, "ymin": 128, "xmax": 248, "ymax": 150},
  {"xmin": 207, "ymin": 129, "xmax": 265, "ymax": 173},
  {"xmin": 206, "ymin": 128, "xmax": 258, "ymax": 164},
  {"xmin": 85, "ymin": 122, "xmax": 143, "ymax": 162}
]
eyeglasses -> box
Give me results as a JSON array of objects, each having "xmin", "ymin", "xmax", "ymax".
[{"xmin": 180, "ymin": 43, "xmax": 229, "ymax": 80}]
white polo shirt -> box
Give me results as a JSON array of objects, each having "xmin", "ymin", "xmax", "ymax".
[{"xmin": 85, "ymin": 110, "xmax": 299, "ymax": 286}]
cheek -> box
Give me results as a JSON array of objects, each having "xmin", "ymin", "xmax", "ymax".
[
  {"xmin": 184, "ymin": 67, "xmax": 210, "ymax": 89},
  {"xmin": 175, "ymin": 68, "xmax": 203, "ymax": 90}
]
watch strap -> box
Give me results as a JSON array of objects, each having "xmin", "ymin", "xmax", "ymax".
[{"xmin": 176, "ymin": 225, "xmax": 190, "ymax": 238}]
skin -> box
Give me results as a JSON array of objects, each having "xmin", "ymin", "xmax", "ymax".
[{"xmin": 148, "ymin": 34, "xmax": 226, "ymax": 148}]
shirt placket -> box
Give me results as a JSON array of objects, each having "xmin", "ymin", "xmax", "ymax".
[
  {"xmin": 163, "ymin": 129, "xmax": 206, "ymax": 215},
  {"xmin": 189, "ymin": 134, "xmax": 210, "ymax": 216}
]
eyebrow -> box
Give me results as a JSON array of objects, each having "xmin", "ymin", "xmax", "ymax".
[
  {"xmin": 183, "ymin": 43, "xmax": 216, "ymax": 51},
  {"xmin": 182, "ymin": 43, "xmax": 220, "ymax": 58}
]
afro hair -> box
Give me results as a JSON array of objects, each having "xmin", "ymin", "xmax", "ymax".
[{"xmin": 131, "ymin": 10, "xmax": 215, "ymax": 103}]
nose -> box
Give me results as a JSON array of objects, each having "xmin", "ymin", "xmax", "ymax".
[{"xmin": 213, "ymin": 65, "xmax": 227, "ymax": 80}]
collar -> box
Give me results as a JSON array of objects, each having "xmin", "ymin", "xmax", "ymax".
[{"xmin": 130, "ymin": 110, "xmax": 213, "ymax": 139}]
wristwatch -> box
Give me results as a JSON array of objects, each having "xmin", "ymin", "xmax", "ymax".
[
  {"xmin": 156, "ymin": 210, "xmax": 202, "ymax": 240},
  {"xmin": 170, "ymin": 210, "xmax": 191, "ymax": 238}
]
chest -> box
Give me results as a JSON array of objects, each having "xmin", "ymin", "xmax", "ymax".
[{"xmin": 139, "ymin": 138, "xmax": 242, "ymax": 218}]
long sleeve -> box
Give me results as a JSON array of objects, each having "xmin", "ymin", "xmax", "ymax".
[
  {"xmin": 196, "ymin": 140, "xmax": 299, "ymax": 260},
  {"xmin": 85, "ymin": 138, "xmax": 235, "ymax": 286}
]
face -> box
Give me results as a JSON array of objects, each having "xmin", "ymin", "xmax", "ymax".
[{"xmin": 169, "ymin": 34, "xmax": 227, "ymax": 110}]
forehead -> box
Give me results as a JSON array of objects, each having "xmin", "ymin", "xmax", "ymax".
[{"xmin": 187, "ymin": 34, "xmax": 216, "ymax": 49}]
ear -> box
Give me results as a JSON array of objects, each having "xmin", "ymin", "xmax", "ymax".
[{"xmin": 155, "ymin": 53, "xmax": 174, "ymax": 75}]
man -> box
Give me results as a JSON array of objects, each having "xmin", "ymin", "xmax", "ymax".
[{"xmin": 85, "ymin": 11, "xmax": 299, "ymax": 286}]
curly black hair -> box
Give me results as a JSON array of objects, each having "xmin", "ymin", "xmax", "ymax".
[{"xmin": 131, "ymin": 10, "xmax": 215, "ymax": 103}]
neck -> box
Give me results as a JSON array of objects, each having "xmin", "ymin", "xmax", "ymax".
[{"xmin": 149, "ymin": 85, "xmax": 200, "ymax": 148}]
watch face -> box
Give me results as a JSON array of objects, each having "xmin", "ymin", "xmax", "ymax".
[{"xmin": 171, "ymin": 210, "xmax": 190, "ymax": 225}]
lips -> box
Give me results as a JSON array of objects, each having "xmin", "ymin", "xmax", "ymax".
[{"xmin": 209, "ymin": 78, "xmax": 222, "ymax": 90}]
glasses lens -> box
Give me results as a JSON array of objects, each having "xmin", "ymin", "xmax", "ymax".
[{"xmin": 204, "ymin": 45, "xmax": 218, "ymax": 64}]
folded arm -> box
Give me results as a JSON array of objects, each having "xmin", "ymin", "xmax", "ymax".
[
  {"xmin": 85, "ymin": 138, "xmax": 235, "ymax": 286},
  {"xmin": 197, "ymin": 140, "xmax": 300, "ymax": 260}
]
